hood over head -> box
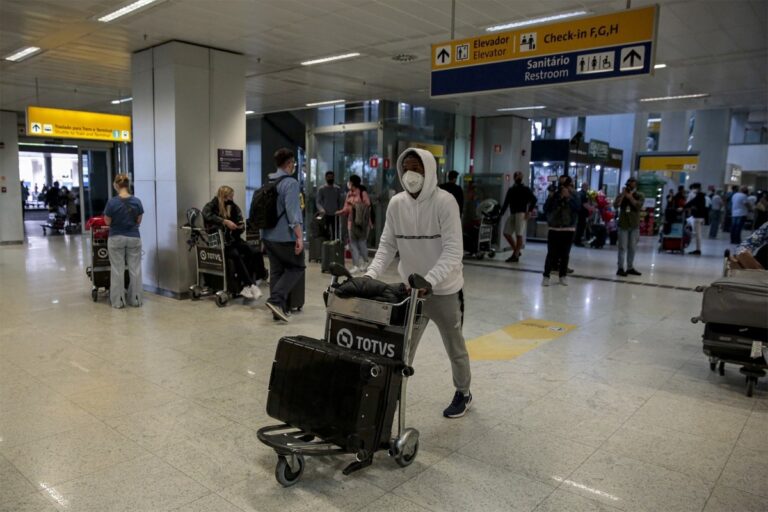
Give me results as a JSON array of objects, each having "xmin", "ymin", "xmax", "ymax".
[{"xmin": 396, "ymin": 147, "xmax": 438, "ymax": 203}]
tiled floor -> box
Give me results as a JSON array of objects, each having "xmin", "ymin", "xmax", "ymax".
[{"xmin": 1, "ymin": 230, "xmax": 766, "ymax": 512}]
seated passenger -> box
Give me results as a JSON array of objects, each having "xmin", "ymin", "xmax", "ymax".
[{"xmin": 203, "ymin": 186, "xmax": 265, "ymax": 300}]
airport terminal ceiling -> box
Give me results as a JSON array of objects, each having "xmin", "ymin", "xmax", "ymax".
[{"xmin": 0, "ymin": 0, "xmax": 766, "ymax": 118}]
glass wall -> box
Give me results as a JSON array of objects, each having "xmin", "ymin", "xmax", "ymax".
[{"xmin": 306, "ymin": 100, "xmax": 455, "ymax": 247}]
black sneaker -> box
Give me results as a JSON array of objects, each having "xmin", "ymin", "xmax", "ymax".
[
  {"xmin": 616, "ymin": 268, "xmax": 627, "ymax": 277},
  {"xmin": 266, "ymin": 301, "xmax": 289, "ymax": 322},
  {"xmin": 567, "ymin": 268, "xmax": 574, "ymax": 274},
  {"xmin": 443, "ymin": 391, "xmax": 472, "ymax": 418},
  {"xmin": 688, "ymin": 250, "xmax": 701, "ymax": 255},
  {"xmin": 506, "ymin": 255, "xmax": 519, "ymax": 262},
  {"xmin": 626, "ymin": 268, "xmax": 642, "ymax": 276}
]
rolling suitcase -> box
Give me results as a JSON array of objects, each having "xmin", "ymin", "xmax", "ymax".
[
  {"xmin": 286, "ymin": 270, "xmax": 305, "ymax": 311},
  {"xmin": 309, "ymin": 236, "xmax": 326, "ymax": 262},
  {"xmin": 266, "ymin": 335, "xmax": 401, "ymax": 455},
  {"xmin": 321, "ymin": 216, "xmax": 344, "ymax": 273}
]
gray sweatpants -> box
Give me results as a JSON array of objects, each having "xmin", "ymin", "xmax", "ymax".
[
  {"xmin": 107, "ymin": 235, "xmax": 143, "ymax": 308},
  {"xmin": 409, "ymin": 291, "xmax": 471, "ymax": 394}
]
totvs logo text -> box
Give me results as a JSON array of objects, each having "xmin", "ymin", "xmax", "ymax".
[{"xmin": 336, "ymin": 328, "xmax": 396, "ymax": 358}]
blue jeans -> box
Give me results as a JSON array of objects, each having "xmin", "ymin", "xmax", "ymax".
[
  {"xmin": 618, "ymin": 227, "xmax": 639, "ymax": 270},
  {"xmin": 107, "ymin": 235, "xmax": 143, "ymax": 308},
  {"xmin": 708, "ymin": 210, "xmax": 721, "ymax": 238},
  {"xmin": 349, "ymin": 237, "xmax": 368, "ymax": 268},
  {"xmin": 731, "ymin": 216, "xmax": 746, "ymax": 244}
]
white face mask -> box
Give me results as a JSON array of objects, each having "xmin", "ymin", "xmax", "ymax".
[{"xmin": 402, "ymin": 171, "xmax": 424, "ymax": 194}]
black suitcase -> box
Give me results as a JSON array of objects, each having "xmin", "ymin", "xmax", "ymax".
[
  {"xmin": 266, "ymin": 335, "xmax": 401, "ymax": 455},
  {"xmin": 590, "ymin": 224, "xmax": 607, "ymax": 248},
  {"xmin": 309, "ymin": 236, "xmax": 326, "ymax": 262},
  {"xmin": 321, "ymin": 217, "xmax": 344, "ymax": 272},
  {"xmin": 286, "ymin": 270, "xmax": 305, "ymax": 311}
]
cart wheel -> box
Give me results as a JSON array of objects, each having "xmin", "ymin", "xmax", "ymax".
[
  {"xmin": 746, "ymin": 378, "xmax": 755, "ymax": 397},
  {"xmin": 91, "ymin": 289, "xmax": 98, "ymax": 302},
  {"xmin": 190, "ymin": 286, "xmax": 202, "ymax": 300},
  {"xmin": 488, "ymin": 250, "xmax": 496, "ymax": 258},
  {"xmin": 718, "ymin": 361, "xmax": 725, "ymax": 376},
  {"xmin": 275, "ymin": 455, "xmax": 304, "ymax": 487},
  {"xmin": 395, "ymin": 440, "xmax": 419, "ymax": 468},
  {"xmin": 476, "ymin": 253, "xmax": 484, "ymax": 260},
  {"xmin": 215, "ymin": 293, "xmax": 229, "ymax": 307},
  {"xmin": 709, "ymin": 361, "xmax": 717, "ymax": 372}
]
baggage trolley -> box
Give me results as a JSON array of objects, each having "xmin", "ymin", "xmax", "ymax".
[
  {"xmin": 257, "ymin": 263, "xmax": 427, "ymax": 486},
  {"xmin": 465, "ymin": 199, "xmax": 500, "ymax": 260},
  {"xmin": 85, "ymin": 226, "xmax": 113, "ymax": 302},
  {"xmin": 692, "ymin": 249, "xmax": 768, "ymax": 396},
  {"xmin": 183, "ymin": 225, "xmax": 233, "ymax": 307}
]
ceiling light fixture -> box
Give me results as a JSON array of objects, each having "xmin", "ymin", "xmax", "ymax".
[
  {"xmin": 654, "ymin": 63, "xmax": 667, "ymax": 69},
  {"xmin": 97, "ymin": 0, "xmax": 162, "ymax": 22},
  {"xmin": 497, "ymin": 105, "xmax": 546, "ymax": 112},
  {"xmin": 306, "ymin": 99, "xmax": 345, "ymax": 107},
  {"xmin": 4, "ymin": 46, "xmax": 41, "ymax": 62},
  {"xmin": 639, "ymin": 93, "xmax": 709, "ymax": 102},
  {"xmin": 486, "ymin": 11, "xmax": 588, "ymax": 32},
  {"xmin": 245, "ymin": 110, "xmax": 255, "ymax": 115},
  {"xmin": 111, "ymin": 97, "xmax": 133, "ymax": 105},
  {"xmin": 300, "ymin": 53, "xmax": 360, "ymax": 66}
]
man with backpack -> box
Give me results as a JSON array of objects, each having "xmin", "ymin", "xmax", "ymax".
[{"xmin": 253, "ymin": 147, "xmax": 304, "ymax": 322}]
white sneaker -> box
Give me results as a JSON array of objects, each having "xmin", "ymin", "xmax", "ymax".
[
  {"xmin": 250, "ymin": 285, "xmax": 263, "ymax": 300},
  {"xmin": 559, "ymin": 276, "xmax": 568, "ymax": 286},
  {"xmin": 542, "ymin": 276, "xmax": 550, "ymax": 287},
  {"xmin": 240, "ymin": 286, "xmax": 254, "ymax": 299},
  {"xmin": 349, "ymin": 266, "xmax": 360, "ymax": 274}
]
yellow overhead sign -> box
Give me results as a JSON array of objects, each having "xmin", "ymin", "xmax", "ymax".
[
  {"xmin": 27, "ymin": 106, "xmax": 132, "ymax": 142},
  {"xmin": 638, "ymin": 154, "xmax": 699, "ymax": 172},
  {"xmin": 432, "ymin": 6, "xmax": 657, "ymax": 71}
]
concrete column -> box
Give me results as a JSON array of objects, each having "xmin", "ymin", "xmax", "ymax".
[
  {"xmin": 131, "ymin": 41, "xmax": 245, "ymax": 297},
  {"xmin": 658, "ymin": 110, "xmax": 689, "ymax": 151},
  {"xmin": 690, "ymin": 109, "xmax": 731, "ymax": 189},
  {"xmin": 0, "ymin": 111, "xmax": 23, "ymax": 244}
]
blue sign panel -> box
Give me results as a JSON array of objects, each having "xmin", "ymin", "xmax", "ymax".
[{"xmin": 431, "ymin": 42, "xmax": 653, "ymax": 97}]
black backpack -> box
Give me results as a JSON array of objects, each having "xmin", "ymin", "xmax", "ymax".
[{"xmin": 249, "ymin": 176, "xmax": 288, "ymax": 229}]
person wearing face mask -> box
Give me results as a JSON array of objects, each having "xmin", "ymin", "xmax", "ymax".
[
  {"xmin": 203, "ymin": 186, "xmax": 265, "ymax": 300},
  {"xmin": 364, "ymin": 148, "xmax": 472, "ymax": 419},
  {"xmin": 614, "ymin": 177, "xmax": 645, "ymax": 277},
  {"xmin": 500, "ymin": 171, "xmax": 537, "ymax": 262},
  {"xmin": 336, "ymin": 174, "xmax": 372, "ymax": 274},
  {"xmin": 316, "ymin": 170, "xmax": 344, "ymax": 239}
]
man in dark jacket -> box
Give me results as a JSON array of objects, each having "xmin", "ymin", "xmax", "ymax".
[
  {"xmin": 500, "ymin": 171, "xmax": 537, "ymax": 262},
  {"xmin": 439, "ymin": 170, "xmax": 464, "ymax": 215},
  {"xmin": 542, "ymin": 176, "xmax": 579, "ymax": 286},
  {"xmin": 685, "ymin": 183, "xmax": 707, "ymax": 255}
]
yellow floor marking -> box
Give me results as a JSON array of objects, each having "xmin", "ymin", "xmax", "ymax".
[{"xmin": 467, "ymin": 318, "xmax": 576, "ymax": 361}]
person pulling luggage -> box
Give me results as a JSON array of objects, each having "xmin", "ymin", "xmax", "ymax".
[{"xmin": 363, "ymin": 148, "xmax": 472, "ymax": 419}]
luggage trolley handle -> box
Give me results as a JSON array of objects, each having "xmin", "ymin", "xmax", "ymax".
[{"xmin": 397, "ymin": 273, "xmax": 431, "ymax": 439}]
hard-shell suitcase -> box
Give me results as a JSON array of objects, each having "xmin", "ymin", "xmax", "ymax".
[
  {"xmin": 321, "ymin": 217, "xmax": 344, "ymax": 273},
  {"xmin": 286, "ymin": 271, "xmax": 305, "ymax": 311},
  {"xmin": 266, "ymin": 335, "xmax": 401, "ymax": 455},
  {"xmin": 309, "ymin": 236, "xmax": 326, "ymax": 262}
]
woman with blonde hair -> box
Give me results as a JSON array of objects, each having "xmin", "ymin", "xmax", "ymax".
[
  {"xmin": 202, "ymin": 185, "xmax": 265, "ymax": 300},
  {"xmin": 104, "ymin": 174, "xmax": 144, "ymax": 308}
]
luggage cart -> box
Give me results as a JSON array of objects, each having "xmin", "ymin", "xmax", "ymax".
[
  {"xmin": 257, "ymin": 263, "xmax": 427, "ymax": 486},
  {"xmin": 183, "ymin": 226, "xmax": 233, "ymax": 307},
  {"xmin": 85, "ymin": 226, "xmax": 112, "ymax": 302},
  {"xmin": 465, "ymin": 199, "xmax": 500, "ymax": 260},
  {"xmin": 692, "ymin": 250, "xmax": 768, "ymax": 396}
]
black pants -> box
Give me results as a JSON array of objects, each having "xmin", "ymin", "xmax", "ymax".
[
  {"xmin": 575, "ymin": 210, "xmax": 587, "ymax": 244},
  {"xmin": 544, "ymin": 230, "xmax": 574, "ymax": 278},
  {"xmin": 323, "ymin": 215, "xmax": 338, "ymax": 239},
  {"xmin": 263, "ymin": 240, "xmax": 305, "ymax": 310},
  {"xmin": 226, "ymin": 240, "xmax": 263, "ymax": 288}
]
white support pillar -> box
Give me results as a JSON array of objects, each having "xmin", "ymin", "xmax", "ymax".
[{"xmin": 131, "ymin": 41, "xmax": 245, "ymax": 297}]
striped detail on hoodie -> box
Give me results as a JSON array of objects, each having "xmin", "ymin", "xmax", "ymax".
[{"xmin": 395, "ymin": 234, "xmax": 442, "ymax": 239}]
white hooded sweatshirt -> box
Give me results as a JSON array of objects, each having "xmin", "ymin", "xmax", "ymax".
[{"xmin": 365, "ymin": 148, "xmax": 464, "ymax": 295}]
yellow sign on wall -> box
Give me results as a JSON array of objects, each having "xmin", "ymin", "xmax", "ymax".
[
  {"xmin": 27, "ymin": 106, "xmax": 132, "ymax": 142},
  {"xmin": 432, "ymin": 6, "xmax": 657, "ymax": 71},
  {"xmin": 638, "ymin": 154, "xmax": 699, "ymax": 172}
]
